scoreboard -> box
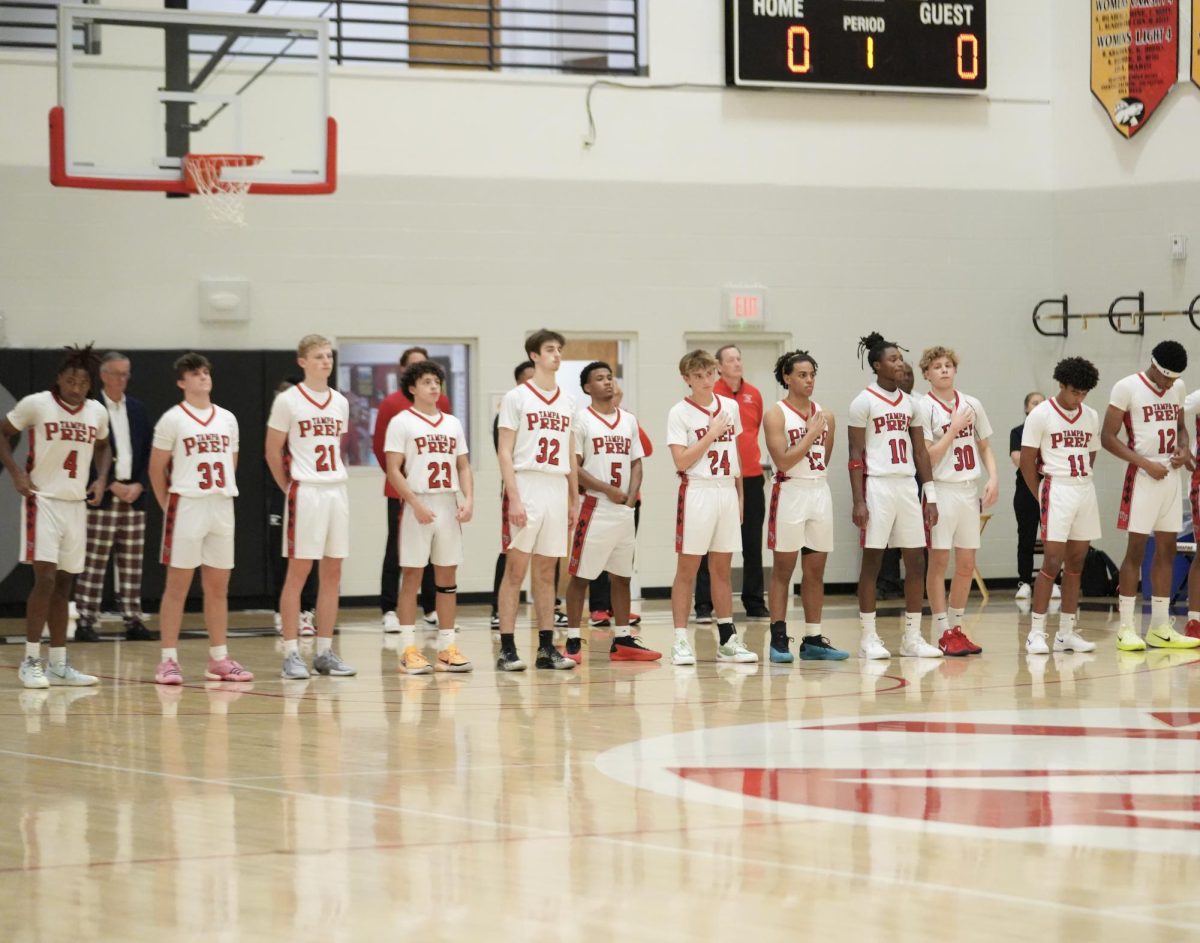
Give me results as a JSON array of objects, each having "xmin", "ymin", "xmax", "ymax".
[{"xmin": 727, "ymin": 0, "xmax": 988, "ymax": 94}]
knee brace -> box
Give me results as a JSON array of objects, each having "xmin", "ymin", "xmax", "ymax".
[{"xmin": 436, "ymin": 584, "xmax": 457, "ymax": 595}]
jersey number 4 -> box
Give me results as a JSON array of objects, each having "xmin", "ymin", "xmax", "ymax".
[
  {"xmin": 198, "ymin": 462, "xmax": 226, "ymax": 490},
  {"xmin": 62, "ymin": 450, "xmax": 79, "ymax": 479}
]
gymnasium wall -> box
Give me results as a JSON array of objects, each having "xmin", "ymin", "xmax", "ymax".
[{"xmin": 2, "ymin": 0, "xmax": 1195, "ymax": 597}]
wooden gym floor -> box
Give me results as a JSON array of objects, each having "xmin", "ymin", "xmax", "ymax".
[{"xmin": 0, "ymin": 595, "xmax": 1197, "ymax": 942}]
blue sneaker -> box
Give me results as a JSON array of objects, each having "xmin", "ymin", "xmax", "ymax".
[
  {"xmin": 799, "ymin": 636, "xmax": 849, "ymax": 661},
  {"xmin": 768, "ymin": 633, "xmax": 794, "ymax": 664}
]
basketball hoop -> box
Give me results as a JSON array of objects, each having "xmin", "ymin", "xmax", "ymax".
[{"xmin": 183, "ymin": 154, "xmax": 263, "ymax": 226}]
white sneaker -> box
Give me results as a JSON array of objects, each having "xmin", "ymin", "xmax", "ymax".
[
  {"xmin": 858, "ymin": 634, "xmax": 891, "ymax": 660},
  {"xmin": 1115, "ymin": 624, "xmax": 1146, "ymax": 651},
  {"xmin": 45, "ymin": 661, "xmax": 99, "ymax": 687},
  {"xmin": 1026, "ymin": 631, "xmax": 1050, "ymax": 655},
  {"xmin": 299, "ymin": 610, "xmax": 316, "ymax": 636},
  {"xmin": 422, "ymin": 611, "xmax": 438, "ymax": 626},
  {"xmin": 382, "ymin": 611, "xmax": 401, "ymax": 632},
  {"xmin": 671, "ymin": 638, "xmax": 696, "ymax": 665},
  {"xmin": 273, "ymin": 612, "xmax": 282, "ymax": 633},
  {"xmin": 1051, "ymin": 583, "xmax": 1062, "ymax": 600},
  {"xmin": 716, "ymin": 633, "xmax": 758, "ymax": 663},
  {"xmin": 19, "ymin": 657, "xmax": 50, "ymax": 689},
  {"xmin": 1014, "ymin": 582, "xmax": 1032, "ymax": 600},
  {"xmin": 899, "ymin": 633, "xmax": 943, "ymax": 658},
  {"xmin": 1054, "ymin": 630, "xmax": 1095, "ymax": 653}
]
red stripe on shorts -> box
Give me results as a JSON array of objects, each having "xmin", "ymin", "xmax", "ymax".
[
  {"xmin": 675, "ymin": 473, "xmax": 688, "ymax": 554},
  {"xmin": 161, "ymin": 493, "xmax": 179, "ymax": 566},
  {"xmin": 286, "ymin": 481, "xmax": 299, "ymax": 557},
  {"xmin": 23, "ymin": 495, "xmax": 36, "ymax": 563},
  {"xmin": 568, "ymin": 495, "xmax": 598, "ymax": 576},
  {"xmin": 501, "ymin": 491, "xmax": 511, "ymax": 552},
  {"xmin": 1117, "ymin": 462, "xmax": 1137, "ymax": 531},
  {"xmin": 767, "ymin": 478, "xmax": 782, "ymax": 551},
  {"xmin": 921, "ymin": 495, "xmax": 932, "ymax": 549},
  {"xmin": 1039, "ymin": 478, "xmax": 1051, "ymax": 543}
]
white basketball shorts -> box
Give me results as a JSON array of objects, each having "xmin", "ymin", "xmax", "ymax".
[
  {"xmin": 399, "ymin": 492, "xmax": 463, "ymax": 568},
  {"xmin": 21, "ymin": 494, "xmax": 86, "ymax": 573},
  {"xmin": 1118, "ymin": 465, "xmax": 1182, "ymax": 535},
  {"xmin": 569, "ymin": 495, "xmax": 636, "ymax": 580},
  {"xmin": 860, "ymin": 476, "xmax": 925, "ymax": 550},
  {"xmin": 284, "ymin": 481, "xmax": 350, "ymax": 560},
  {"xmin": 503, "ymin": 471, "xmax": 569, "ymax": 558},
  {"xmin": 768, "ymin": 478, "xmax": 833, "ymax": 554},
  {"xmin": 927, "ymin": 480, "xmax": 982, "ymax": 551},
  {"xmin": 676, "ymin": 477, "xmax": 741, "ymax": 556},
  {"xmin": 1040, "ymin": 478, "xmax": 1101, "ymax": 544},
  {"xmin": 161, "ymin": 494, "xmax": 235, "ymax": 570}
]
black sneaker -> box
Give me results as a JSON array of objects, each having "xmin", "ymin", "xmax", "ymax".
[
  {"xmin": 553, "ymin": 609, "xmax": 569, "ymax": 628},
  {"xmin": 74, "ymin": 620, "xmax": 101, "ymax": 642},
  {"xmin": 124, "ymin": 619, "xmax": 160, "ymax": 642},
  {"xmin": 535, "ymin": 646, "xmax": 575, "ymax": 670},
  {"xmin": 565, "ymin": 637, "xmax": 583, "ymax": 663},
  {"xmin": 495, "ymin": 648, "xmax": 526, "ymax": 672},
  {"xmin": 695, "ymin": 606, "xmax": 714, "ymax": 625},
  {"xmin": 744, "ymin": 607, "xmax": 771, "ymax": 621}
]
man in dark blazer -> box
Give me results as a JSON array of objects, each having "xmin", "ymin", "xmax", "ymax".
[{"xmin": 75, "ymin": 351, "xmax": 157, "ymax": 641}]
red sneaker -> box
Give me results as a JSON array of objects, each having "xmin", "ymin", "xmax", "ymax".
[
  {"xmin": 938, "ymin": 628, "xmax": 973, "ymax": 657},
  {"xmin": 1186, "ymin": 619, "xmax": 1200, "ymax": 641},
  {"xmin": 564, "ymin": 637, "xmax": 584, "ymax": 664},
  {"xmin": 629, "ymin": 612, "xmax": 641, "ymax": 626},
  {"xmin": 589, "ymin": 610, "xmax": 612, "ymax": 627},
  {"xmin": 609, "ymin": 636, "xmax": 662, "ymax": 661},
  {"xmin": 956, "ymin": 627, "xmax": 983, "ymax": 654}
]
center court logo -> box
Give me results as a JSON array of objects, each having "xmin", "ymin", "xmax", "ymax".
[{"xmin": 594, "ymin": 707, "xmax": 1200, "ymax": 856}]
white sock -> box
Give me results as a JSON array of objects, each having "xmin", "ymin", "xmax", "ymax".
[
  {"xmin": 614, "ymin": 625, "xmax": 631, "ymax": 638},
  {"xmin": 161, "ymin": 647, "xmax": 179, "ymax": 662},
  {"xmin": 1058, "ymin": 612, "xmax": 1076, "ymax": 636},
  {"xmin": 49, "ymin": 646, "xmax": 66, "ymax": 667},
  {"xmin": 1118, "ymin": 594, "xmax": 1136, "ymax": 626},
  {"xmin": 283, "ymin": 638, "xmax": 299, "ymax": 656},
  {"xmin": 716, "ymin": 617, "xmax": 733, "ymax": 627},
  {"xmin": 1030, "ymin": 612, "xmax": 1047, "ymax": 635},
  {"xmin": 904, "ymin": 612, "xmax": 921, "ymax": 637},
  {"xmin": 1151, "ymin": 596, "xmax": 1169, "ymax": 626},
  {"xmin": 948, "ymin": 606, "xmax": 965, "ymax": 627},
  {"xmin": 567, "ymin": 627, "xmax": 581, "ymax": 639},
  {"xmin": 859, "ymin": 611, "xmax": 877, "ymax": 637},
  {"xmin": 316, "ymin": 637, "xmax": 333, "ymax": 654},
  {"xmin": 25, "ymin": 641, "xmax": 40, "ymax": 660},
  {"xmin": 804, "ymin": 623, "xmax": 821, "ymax": 639},
  {"xmin": 438, "ymin": 629, "xmax": 454, "ymax": 651},
  {"xmin": 401, "ymin": 625, "xmax": 415, "ymax": 648},
  {"xmin": 674, "ymin": 627, "xmax": 689, "ymax": 643},
  {"xmin": 933, "ymin": 612, "xmax": 949, "ymax": 635},
  {"xmin": 209, "ymin": 645, "xmax": 227, "ymax": 661}
]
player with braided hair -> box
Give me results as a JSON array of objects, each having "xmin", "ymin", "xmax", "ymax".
[
  {"xmin": 1020, "ymin": 356, "xmax": 1102, "ymax": 655},
  {"xmin": 847, "ymin": 332, "xmax": 941, "ymax": 660},
  {"xmin": 763, "ymin": 349, "xmax": 847, "ymax": 662},
  {"xmin": 0, "ymin": 344, "xmax": 110, "ymax": 689}
]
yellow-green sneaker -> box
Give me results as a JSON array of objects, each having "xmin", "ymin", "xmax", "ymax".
[
  {"xmin": 1115, "ymin": 625, "xmax": 1146, "ymax": 652},
  {"xmin": 1145, "ymin": 623, "xmax": 1200, "ymax": 650}
]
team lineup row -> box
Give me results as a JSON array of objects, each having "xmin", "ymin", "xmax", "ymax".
[{"xmin": 3, "ymin": 331, "xmax": 1200, "ymax": 690}]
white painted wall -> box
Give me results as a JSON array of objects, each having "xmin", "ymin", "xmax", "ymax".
[{"xmin": 5, "ymin": 0, "xmax": 1195, "ymax": 598}]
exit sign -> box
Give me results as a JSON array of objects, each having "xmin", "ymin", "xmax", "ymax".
[{"xmin": 723, "ymin": 287, "xmax": 766, "ymax": 329}]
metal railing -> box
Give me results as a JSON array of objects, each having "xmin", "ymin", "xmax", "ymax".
[{"xmin": 0, "ymin": 0, "xmax": 645, "ymax": 76}]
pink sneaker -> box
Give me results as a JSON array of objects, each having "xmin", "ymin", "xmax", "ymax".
[
  {"xmin": 205, "ymin": 657, "xmax": 254, "ymax": 682},
  {"xmin": 155, "ymin": 658, "xmax": 184, "ymax": 686}
]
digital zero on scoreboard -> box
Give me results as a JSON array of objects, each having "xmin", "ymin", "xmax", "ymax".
[{"xmin": 727, "ymin": 0, "xmax": 988, "ymax": 93}]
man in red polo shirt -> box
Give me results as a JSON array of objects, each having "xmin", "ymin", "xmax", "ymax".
[
  {"xmin": 372, "ymin": 346, "xmax": 451, "ymax": 631},
  {"xmin": 695, "ymin": 344, "xmax": 769, "ymax": 621}
]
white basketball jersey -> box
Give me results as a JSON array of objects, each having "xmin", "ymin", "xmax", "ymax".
[
  {"xmin": 1109, "ymin": 373, "xmax": 1185, "ymax": 466},
  {"xmin": 383, "ymin": 408, "xmax": 468, "ymax": 495},
  {"xmin": 1021, "ymin": 397, "xmax": 1099, "ymax": 481},
  {"xmin": 574, "ymin": 406, "xmax": 645, "ymax": 500},
  {"xmin": 1185, "ymin": 389, "xmax": 1200, "ymax": 457},
  {"xmin": 152, "ymin": 403, "xmax": 240, "ymax": 497},
  {"xmin": 666, "ymin": 394, "xmax": 743, "ymax": 480},
  {"xmin": 775, "ymin": 399, "xmax": 828, "ymax": 481},
  {"xmin": 922, "ymin": 390, "xmax": 993, "ymax": 483},
  {"xmin": 267, "ymin": 383, "xmax": 349, "ymax": 484},
  {"xmin": 497, "ymin": 381, "xmax": 575, "ymax": 476},
  {"xmin": 847, "ymin": 384, "xmax": 920, "ymax": 478},
  {"xmin": 6, "ymin": 391, "xmax": 108, "ymax": 501}
]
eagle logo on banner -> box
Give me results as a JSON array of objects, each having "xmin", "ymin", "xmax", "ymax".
[{"xmin": 1091, "ymin": 0, "xmax": 1180, "ymax": 139}]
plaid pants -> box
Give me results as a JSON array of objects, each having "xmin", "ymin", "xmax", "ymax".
[{"xmin": 75, "ymin": 503, "xmax": 147, "ymax": 623}]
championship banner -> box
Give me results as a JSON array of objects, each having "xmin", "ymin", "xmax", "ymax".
[
  {"xmin": 1091, "ymin": 0, "xmax": 1179, "ymax": 138},
  {"xmin": 1193, "ymin": 0, "xmax": 1200, "ymax": 88}
]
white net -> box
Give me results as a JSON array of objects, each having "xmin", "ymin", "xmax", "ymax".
[{"xmin": 183, "ymin": 154, "xmax": 263, "ymax": 226}]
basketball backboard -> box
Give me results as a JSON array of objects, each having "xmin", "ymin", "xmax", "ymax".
[{"xmin": 51, "ymin": 4, "xmax": 335, "ymax": 194}]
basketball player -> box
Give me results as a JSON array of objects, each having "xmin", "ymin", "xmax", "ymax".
[
  {"xmin": 1019, "ymin": 357, "xmax": 1102, "ymax": 655},
  {"xmin": 763, "ymin": 349, "xmax": 847, "ymax": 663},
  {"xmin": 667, "ymin": 349, "xmax": 755, "ymax": 666},
  {"xmin": 384, "ymin": 358, "xmax": 474, "ymax": 674},
  {"xmin": 848, "ymin": 332, "xmax": 941, "ymax": 660},
  {"xmin": 564, "ymin": 361, "xmax": 660, "ymax": 663},
  {"xmin": 1101, "ymin": 341, "xmax": 1198, "ymax": 650},
  {"xmin": 0, "ymin": 344, "xmax": 109, "ymax": 688},
  {"xmin": 148, "ymin": 353, "xmax": 254, "ymax": 685},
  {"xmin": 266, "ymin": 334, "xmax": 357, "ymax": 679},
  {"xmin": 495, "ymin": 329, "xmax": 578, "ymax": 671},
  {"xmin": 919, "ymin": 346, "xmax": 998, "ymax": 656}
]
